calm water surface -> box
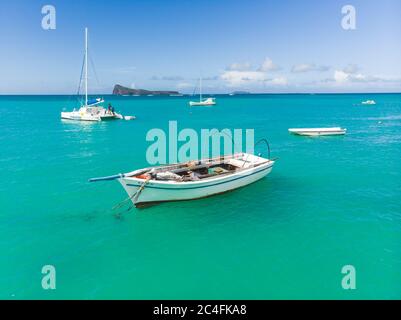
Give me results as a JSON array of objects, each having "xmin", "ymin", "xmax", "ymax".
[{"xmin": 0, "ymin": 94, "xmax": 400, "ymax": 299}]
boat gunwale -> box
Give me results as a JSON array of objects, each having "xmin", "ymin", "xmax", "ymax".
[
  {"xmin": 288, "ymin": 127, "xmax": 346, "ymax": 132},
  {"xmin": 124, "ymin": 164, "xmax": 274, "ymax": 192},
  {"xmin": 122, "ymin": 158, "xmax": 274, "ymax": 187}
]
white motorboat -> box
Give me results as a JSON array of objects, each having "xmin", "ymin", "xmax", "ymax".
[
  {"xmin": 61, "ymin": 28, "xmax": 125, "ymax": 122},
  {"xmin": 288, "ymin": 127, "xmax": 347, "ymax": 136},
  {"xmin": 361, "ymin": 100, "xmax": 376, "ymax": 105},
  {"xmin": 189, "ymin": 77, "xmax": 216, "ymax": 106},
  {"xmin": 90, "ymin": 153, "xmax": 275, "ymax": 207}
]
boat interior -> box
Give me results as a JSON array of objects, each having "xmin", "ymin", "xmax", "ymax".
[{"xmin": 134, "ymin": 154, "xmax": 269, "ymax": 182}]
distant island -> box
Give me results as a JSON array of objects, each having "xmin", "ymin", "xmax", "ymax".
[
  {"xmin": 113, "ymin": 84, "xmax": 180, "ymax": 96},
  {"xmin": 230, "ymin": 91, "xmax": 251, "ymax": 95}
]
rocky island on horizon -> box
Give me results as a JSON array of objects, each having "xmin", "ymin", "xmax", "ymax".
[{"xmin": 113, "ymin": 84, "xmax": 180, "ymax": 96}]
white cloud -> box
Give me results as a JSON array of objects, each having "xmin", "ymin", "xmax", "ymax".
[
  {"xmin": 333, "ymin": 64, "xmax": 368, "ymax": 83},
  {"xmin": 331, "ymin": 65, "xmax": 401, "ymax": 86},
  {"xmin": 334, "ymin": 70, "xmax": 350, "ymax": 83},
  {"xmin": 151, "ymin": 75, "xmax": 184, "ymax": 81},
  {"xmin": 259, "ymin": 57, "xmax": 280, "ymax": 72},
  {"xmin": 176, "ymin": 82, "xmax": 193, "ymax": 89},
  {"xmin": 352, "ymin": 73, "xmax": 369, "ymax": 82},
  {"xmin": 333, "ymin": 68, "xmax": 376, "ymax": 83},
  {"xmin": 221, "ymin": 57, "xmax": 286, "ymax": 87},
  {"xmin": 221, "ymin": 70, "xmax": 267, "ymax": 86},
  {"xmin": 202, "ymin": 75, "xmax": 219, "ymax": 81},
  {"xmin": 270, "ymin": 77, "xmax": 288, "ymax": 85},
  {"xmin": 227, "ymin": 62, "xmax": 252, "ymax": 71},
  {"xmin": 292, "ymin": 63, "xmax": 330, "ymax": 73},
  {"xmin": 343, "ymin": 64, "xmax": 359, "ymax": 74}
]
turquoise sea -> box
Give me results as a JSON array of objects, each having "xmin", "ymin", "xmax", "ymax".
[{"xmin": 0, "ymin": 93, "xmax": 400, "ymax": 299}]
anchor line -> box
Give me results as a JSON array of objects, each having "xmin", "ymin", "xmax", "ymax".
[{"xmin": 112, "ymin": 177, "xmax": 151, "ymax": 211}]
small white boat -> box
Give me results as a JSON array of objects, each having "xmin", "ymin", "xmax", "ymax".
[
  {"xmin": 189, "ymin": 77, "xmax": 216, "ymax": 106},
  {"xmin": 362, "ymin": 100, "xmax": 376, "ymax": 105},
  {"xmin": 90, "ymin": 153, "xmax": 274, "ymax": 207},
  {"xmin": 61, "ymin": 28, "xmax": 125, "ymax": 122},
  {"xmin": 289, "ymin": 127, "xmax": 346, "ymax": 136}
]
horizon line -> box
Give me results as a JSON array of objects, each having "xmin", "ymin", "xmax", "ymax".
[{"xmin": 1, "ymin": 92, "xmax": 401, "ymax": 96}]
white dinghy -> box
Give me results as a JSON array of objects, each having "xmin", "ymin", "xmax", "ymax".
[
  {"xmin": 90, "ymin": 153, "xmax": 275, "ymax": 207},
  {"xmin": 61, "ymin": 28, "xmax": 125, "ymax": 122},
  {"xmin": 288, "ymin": 127, "xmax": 346, "ymax": 136},
  {"xmin": 361, "ymin": 100, "xmax": 376, "ymax": 105}
]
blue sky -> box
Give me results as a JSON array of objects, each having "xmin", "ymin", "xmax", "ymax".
[{"xmin": 1, "ymin": 0, "xmax": 401, "ymax": 94}]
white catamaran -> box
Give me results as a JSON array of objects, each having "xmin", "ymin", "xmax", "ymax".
[
  {"xmin": 61, "ymin": 28, "xmax": 124, "ymax": 122},
  {"xmin": 90, "ymin": 153, "xmax": 275, "ymax": 207},
  {"xmin": 189, "ymin": 77, "xmax": 216, "ymax": 106}
]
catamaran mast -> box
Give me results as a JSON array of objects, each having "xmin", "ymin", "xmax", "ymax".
[{"xmin": 85, "ymin": 27, "xmax": 88, "ymax": 106}]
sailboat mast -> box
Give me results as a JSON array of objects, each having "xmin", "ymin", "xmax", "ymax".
[
  {"xmin": 199, "ymin": 77, "xmax": 202, "ymax": 102},
  {"xmin": 85, "ymin": 27, "xmax": 88, "ymax": 106}
]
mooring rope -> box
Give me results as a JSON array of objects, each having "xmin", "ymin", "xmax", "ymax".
[{"xmin": 112, "ymin": 177, "xmax": 151, "ymax": 212}]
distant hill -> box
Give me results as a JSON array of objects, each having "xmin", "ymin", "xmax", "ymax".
[
  {"xmin": 231, "ymin": 91, "xmax": 251, "ymax": 95},
  {"xmin": 113, "ymin": 84, "xmax": 180, "ymax": 96}
]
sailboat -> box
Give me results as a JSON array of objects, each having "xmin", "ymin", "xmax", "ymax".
[
  {"xmin": 61, "ymin": 28, "xmax": 123, "ymax": 122},
  {"xmin": 189, "ymin": 77, "xmax": 216, "ymax": 106}
]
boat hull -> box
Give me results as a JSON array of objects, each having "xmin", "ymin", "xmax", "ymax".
[
  {"xmin": 288, "ymin": 127, "xmax": 346, "ymax": 136},
  {"xmin": 61, "ymin": 111, "xmax": 100, "ymax": 121},
  {"xmin": 61, "ymin": 111, "xmax": 122, "ymax": 121},
  {"xmin": 291, "ymin": 131, "xmax": 346, "ymax": 136},
  {"xmin": 189, "ymin": 101, "xmax": 216, "ymax": 106},
  {"xmin": 119, "ymin": 162, "xmax": 274, "ymax": 207}
]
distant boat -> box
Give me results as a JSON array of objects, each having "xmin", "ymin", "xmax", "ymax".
[
  {"xmin": 61, "ymin": 28, "xmax": 124, "ymax": 122},
  {"xmin": 189, "ymin": 77, "xmax": 216, "ymax": 106},
  {"xmin": 362, "ymin": 100, "xmax": 376, "ymax": 105},
  {"xmin": 89, "ymin": 153, "xmax": 275, "ymax": 207},
  {"xmin": 289, "ymin": 127, "xmax": 347, "ymax": 136}
]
